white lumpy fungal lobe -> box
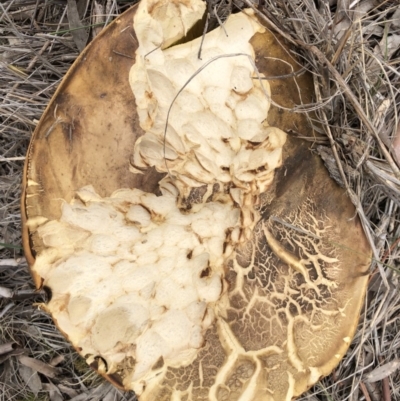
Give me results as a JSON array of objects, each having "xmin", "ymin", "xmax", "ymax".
[
  {"xmin": 130, "ymin": 2, "xmax": 287, "ymax": 196},
  {"xmin": 36, "ymin": 185, "xmax": 239, "ymax": 384}
]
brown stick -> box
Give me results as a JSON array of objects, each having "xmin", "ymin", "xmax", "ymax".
[
  {"xmin": 382, "ymin": 376, "xmax": 391, "ymax": 401},
  {"xmin": 360, "ymin": 382, "xmax": 373, "ymax": 401},
  {"xmin": 380, "ymin": 357, "xmax": 392, "ymax": 401}
]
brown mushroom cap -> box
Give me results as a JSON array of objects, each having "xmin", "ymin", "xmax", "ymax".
[{"xmin": 21, "ymin": 3, "xmax": 371, "ymax": 401}]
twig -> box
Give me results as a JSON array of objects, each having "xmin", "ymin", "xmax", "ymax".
[
  {"xmin": 360, "ymin": 382, "xmax": 372, "ymax": 401},
  {"xmin": 0, "ymin": 156, "xmax": 26, "ymax": 161}
]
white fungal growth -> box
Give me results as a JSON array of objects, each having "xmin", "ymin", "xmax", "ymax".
[
  {"xmin": 130, "ymin": 3, "xmax": 287, "ymax": 198},
  {"xmin": 31, "ymin": 0, "xmax": 288, "ymax": 396},
  {"xmin": 36, "ymin": 185, "xmax": 239, "ymax": 389}
]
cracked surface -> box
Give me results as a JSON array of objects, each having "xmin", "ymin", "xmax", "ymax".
[
  {"xmin": 22, "ymin": 1, "xmax": 371, "ymax": 400},
  {"xmin": 143, "ymin": 138, "xmax": 370, "ymax": 401}
]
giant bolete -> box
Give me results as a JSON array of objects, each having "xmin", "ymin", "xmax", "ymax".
[{"xmin": 21, "ymin": 1, "xmax": 371, "ymax": 400}]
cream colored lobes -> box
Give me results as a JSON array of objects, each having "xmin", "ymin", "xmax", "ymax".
[
  {"xmin": 34, "ymin": 185, "xmax": 239, "ymax": 392},
  {"xmin": 129, "ymin": 6, "xmax": 286, "ymax": 199}
]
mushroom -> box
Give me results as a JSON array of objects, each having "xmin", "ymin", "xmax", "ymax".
[{"xmin": 21, "ymin": 1, "xmax": 371, "ymax": 400}]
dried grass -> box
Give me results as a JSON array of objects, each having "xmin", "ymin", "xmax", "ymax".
[{"xmin": 0, "ymin": 0, "xmax": 399, "ymax": 400}]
